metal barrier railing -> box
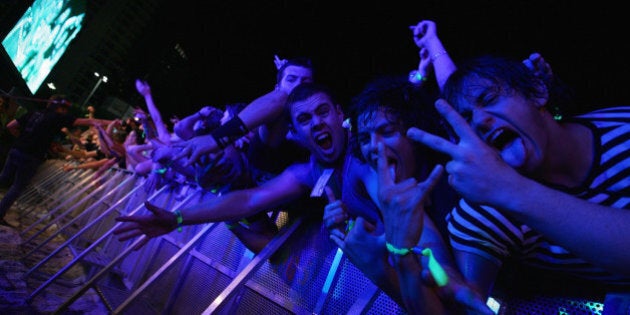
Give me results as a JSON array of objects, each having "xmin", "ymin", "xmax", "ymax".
[
  {"xmin": 21, "ymin": 169, "xmax": 128, "ymax": 248},
  {"xmin": 8, "ymin": 159, "xmax": 404, "ymax": 314}
]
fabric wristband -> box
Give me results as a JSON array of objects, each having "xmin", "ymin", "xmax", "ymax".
[
  {"xmin": 210, "ymin": 116, "xmax": 249, "ymax": 149},
  {"xmin": 174, "ymin": 209, "xmax": 183, "ymax": 232},
  {"xmin": 385, "ymin": 242, "xmax": 449, "ymax": 287}
]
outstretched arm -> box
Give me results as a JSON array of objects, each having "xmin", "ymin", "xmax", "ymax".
[
  {"xmin": 173, "ymin": 106, "xmax": 221, "ymax": 140},
  {"xmin": 114, "ymin": 164, "xmax": 309, "ymax": 248},
  {"xmin": 173, "ymin": 89, "xmax": 289, "ymax": 165}
]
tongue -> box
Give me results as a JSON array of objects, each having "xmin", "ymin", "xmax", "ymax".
[{"xmin": 500, "ymin": 137, "xmax": 526, "ymax": 168}]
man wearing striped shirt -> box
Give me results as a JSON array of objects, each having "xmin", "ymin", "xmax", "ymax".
[{"xmin": 408, "ymin": 55, "xmax": 630, "ymax": 311}]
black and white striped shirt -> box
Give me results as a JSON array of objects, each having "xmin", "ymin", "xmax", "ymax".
[{"xmin": 447, "ymin": 106, "xmax": 630, "ymax": 285}]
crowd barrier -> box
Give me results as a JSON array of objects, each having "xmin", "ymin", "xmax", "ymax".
[
  {"xmin": 11, "ymin": 160, "xmax": 612, "ymax": 315},
  {"xmin": 13, "ymin": 159, "xmax": 405, "ymax": 314}
]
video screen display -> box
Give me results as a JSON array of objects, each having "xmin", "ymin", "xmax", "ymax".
[{"xmin": 2, "ymin": 0, "xmax": 86, "ymax": 94}]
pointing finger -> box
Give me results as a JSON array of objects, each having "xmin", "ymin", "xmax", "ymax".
[
  {"xmin": 407, "ymin": 127, "xmax": 458, "ymax": 158},
  {"xmin": 434, "ymin": 99, "xmax": 478, "ymax": 142},
  {"xmin": 376, "ymin": 142, "xmax": 394, "ymax": 187}
]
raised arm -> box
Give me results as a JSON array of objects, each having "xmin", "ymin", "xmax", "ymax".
[
  {"xmin": 409, "ymin": 20, "xmax": 457, "ymax": 90},
  {"xmin": 135, "ymin": 79, "xmax": 172, "ymax": 145}
]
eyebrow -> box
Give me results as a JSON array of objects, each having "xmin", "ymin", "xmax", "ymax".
[{"xmin": 358, "ymin": 121, "xmax": 398, "ymax": 134}]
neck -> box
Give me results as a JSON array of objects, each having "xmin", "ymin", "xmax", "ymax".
[{"xmin": 538, "ymin": 121, "xmax": 593, "ymax": 188}]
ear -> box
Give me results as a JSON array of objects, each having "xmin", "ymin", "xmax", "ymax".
[
  {"xmin": 287, "ymin": 124, "xmax": 303, "ymax": 143},
  {"xmin": 286, "ymin": 128, "xmax": 298, "ymax": 142},
  {"xmin": 287, "ymin": 123, "xmax": 296, "ymax": 135}
]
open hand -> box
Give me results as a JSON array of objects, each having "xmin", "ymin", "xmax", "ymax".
[{"xmin": 113, "ymin": 201, "xmax": 177, "ymax": 250}]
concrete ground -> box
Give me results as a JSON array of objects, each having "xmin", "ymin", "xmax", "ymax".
[{"xmin": 0, "ymin": 196, "xmax": 107, "ymax": 315}]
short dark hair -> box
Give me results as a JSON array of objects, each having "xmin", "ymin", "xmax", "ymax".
[
  {"xmin": 284, "ymin": 82, "xmax": 339, "ymax": 126},
  {"xmin": 442, "ymin": 55, "xmax": 549, "ymax": 111},
  {"xmin": 276, "ymin": 57, "xmax": 314, "ymax": 84},
  {"xmin": 349, "ymin": 74, "xmax": 450, "ymax": 165},
  {"xmin": 286, "ymin": 82, "xmax": 337, "ymax": 110}
]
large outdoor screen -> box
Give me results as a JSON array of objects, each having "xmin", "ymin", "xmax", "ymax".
[{"xmin": 2, "ymin": 0, "xmax": 86, "ymax": 94}]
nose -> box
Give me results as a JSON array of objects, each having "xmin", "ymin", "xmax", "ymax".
[
  {"xmin": 368, "ymin": 133, "xmax": 382, "ymax": 155},
  {"xmin": 471, "ymin": 108, "xmax": 493, "ymax": 133},
  {"xmin": 311, "ymin": 114, "xmax": 325, "ymax": 129}
]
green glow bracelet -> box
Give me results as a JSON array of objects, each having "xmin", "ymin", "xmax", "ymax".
[{"xmin": 385, "ymin": 242, "xmax": 449, "ymax": 287}]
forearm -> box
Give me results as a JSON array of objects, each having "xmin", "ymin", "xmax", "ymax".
[
  {"xmin": 142, "ymin": 94, "xmax": 172, "ymax": 144},
  {"xmin": 74, "ymin": 157, "xmax": 113, "ymax": 170},
  {"xmin": 179, "ymin": 190, "xmax": 262, "ymax": 224},
  {"xmin": 173, "ymin": 115, "xmax": 200, "ymax": 140},
  {"xmin": 502, "ymin": 178, "xmax": 630, "ymax": 276},
  {"xmin": 426, "ymin": 41, "xmax": 456, "ymax": 91},
  {"xmin": 237, "ymin": 89, "xmax": 288, "ymax": 131},
  {"xmin": 393, "ymin": 255, "xmax": 447, "ymax": 314},
  {"xmin": 362, "ymin": 258, "xmax": 406, "ymax": 307}
]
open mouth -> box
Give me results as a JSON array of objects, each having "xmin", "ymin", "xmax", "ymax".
[
  {"xmin": 315, "ymin": 132, "xmax": 333, "ymax": 150},
  {"xmin": 489, "ymin": 128, "xmax": 518, "ymax": 151}
]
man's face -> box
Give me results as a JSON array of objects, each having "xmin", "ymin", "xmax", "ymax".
[
  {"xmin": 290, "ymin": 92, "xmax": 346, "ymax": 165},
  {"xmin": 277, "ymin": 65, "xmax": 314, "ymax": 94},
  {"xmin": 357, "ymin": 108, "xmax": 417, "ymax": 182},
  {"xmin": 455, "ymin": 79, "xmax": 548, "ymax": 173}
]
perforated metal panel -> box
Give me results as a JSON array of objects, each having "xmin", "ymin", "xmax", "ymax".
[
  {"xmin": 497, "ymin": 295, "xmax": 604, "ymax": 315},
  {"xmin": 227, "ymin": 220, "xmax": 338, "ymax": 313}
]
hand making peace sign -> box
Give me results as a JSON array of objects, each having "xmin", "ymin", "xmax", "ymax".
[{"xmin": 406, "ymin": 99, "xmax": 526, "ymax": 207}]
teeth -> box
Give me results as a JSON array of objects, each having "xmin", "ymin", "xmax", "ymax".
[
  {"xmin": 490, "ymin": 129, "xmax": 503, "ymax": 143},
  {"xmin": 316, "ymin": 133, "xmax": 329, "ymax": 141}
]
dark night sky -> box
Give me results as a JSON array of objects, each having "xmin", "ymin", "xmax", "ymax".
[{"xmin": 14, "ymin": 0, "xmax": 630, "ymax": 119}]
